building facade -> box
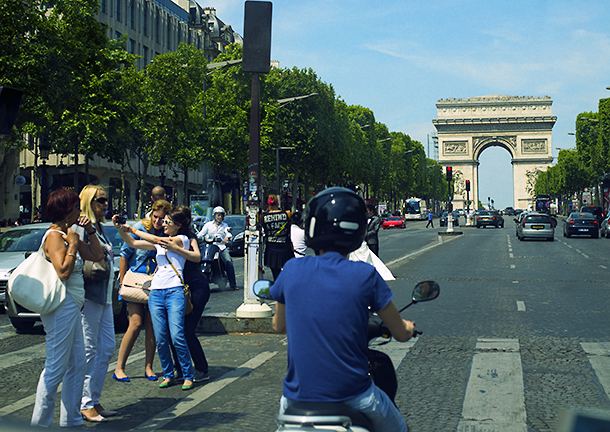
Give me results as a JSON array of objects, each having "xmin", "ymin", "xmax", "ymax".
[{"xmin": 5, "ymin": 1, "xmax": 243, "ymax": 223}]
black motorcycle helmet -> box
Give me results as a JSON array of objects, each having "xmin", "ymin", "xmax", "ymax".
[{"xmin": 304, "ymin": 187, "xmax": 367, "ymax": 255}]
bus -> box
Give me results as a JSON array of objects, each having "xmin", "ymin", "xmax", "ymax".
[
  {"xmin": 534, "ymin": 194, "xmax": 551, "ymax": 214},
  {"xmin": 403, "ymin": 198, "xmax": 427, "ymax": 220}
]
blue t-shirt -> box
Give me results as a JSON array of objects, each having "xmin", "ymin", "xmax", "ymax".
[
  {"xmin": 119, "ymin": 220, "xmax": 159, "ymax": 273},
  {"xmin": 270, "ymin": 251, "xmax": 394, "ymax": 402}
]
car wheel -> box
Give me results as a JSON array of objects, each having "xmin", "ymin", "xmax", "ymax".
[
  {"xmin": 476, "ymin": 225, "xmax": 480, "ymax": 229},
  {"xmin": 566, "ymin": 231, "xmax": 571, "ymax": 238},
  {"xmin": 518, "ymin": 235, "xmax": 524, "ymax": 241},
  {"xmin": 592, "ymin": 233, "xmax": 599, "ymax": 239},
  {"xmin": 10, "ymin": 318, "xmax": 36, "ymax": 331},
  {"xmin": 547, "ymin": 237, "xmax": 554, "ymax": 242},
  {"xmin": 606, "ymin": 230, "xmax": 610, "ymax": 239}
]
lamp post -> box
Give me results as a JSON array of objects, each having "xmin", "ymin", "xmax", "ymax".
[
  {"xmin": 159, "ymin": 156, "xmax": 166, "ymax": 188},
  {"xmin": 39, "ymin": 137, "xmax": 51, "ymax": 221}
]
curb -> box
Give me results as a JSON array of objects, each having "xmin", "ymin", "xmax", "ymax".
[{"xmin": 198, "ymin": 313, "xmax": 274, "ymax": 334}]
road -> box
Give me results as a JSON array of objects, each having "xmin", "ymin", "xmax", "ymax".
[{"xmin": 1, "ymin": 217, "xmax": 610, "ymax": 431}]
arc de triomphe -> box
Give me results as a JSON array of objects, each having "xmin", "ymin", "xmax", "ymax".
[{"xmin": 432, "ymin": 95, "xmax": 556, "ymax": 211}]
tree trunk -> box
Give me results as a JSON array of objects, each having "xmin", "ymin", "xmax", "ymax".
[
  {"xmin": 73, "ymin": 138, "xmax": 79, "ymax": 191},
  {"xmin": 31, "ymin": 139, "xmax": 38, "ymax": 223}
]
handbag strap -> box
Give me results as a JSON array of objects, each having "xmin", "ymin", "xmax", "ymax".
[
  {"xmin": 164, "ymin": 251, "xmax": 186, "ymax": 288},
  {"xmin": 40, "ymin": 229, "xmax": 67, "ymax": 260}
]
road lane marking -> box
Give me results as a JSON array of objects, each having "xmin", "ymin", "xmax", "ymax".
[
  {"xmin": 457, "ymin": 338, "xmax": 526, "ymax": 432},
  {"xmin": 0, "ymin": 343, "xmax": 47, "ymax": 372},
  {"xmin": 513, "ymin": 281, "xmax": 519, "ymax": 284},
  {"xmin": 581, "ymin": 343, "xmax": 610, "ymax": 401},
  {"xmin": 516, "ymin": 301, "xmax": 526, "ymax": 311},
  {"xmin": 509, "ymin": 253, "xmax": 514, "ymax": 258},
  {"xmin": 601, "ymin": 265, "xmax": 608, "ymax": 269},
  {"xmin": 511, "ymin": 264, "xmax": 516, "ymax": 269},
  {"xmin": 385, "ymin": 234, "xmax": 461, "ymax": 268},
  {"xmin": 132, "ymin": 351, "xmax": 278, "ymax": 432},
  {"xmin": 370, "ymin": 339, "xmax": 416, "ymax": 370}
]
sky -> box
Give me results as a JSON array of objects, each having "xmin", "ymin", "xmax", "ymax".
[{"xmin": 201, "ymin": 0, "xmax": 610, "ymax": 209}]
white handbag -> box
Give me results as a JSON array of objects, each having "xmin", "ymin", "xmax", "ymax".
[{"xmin": 7, "ymin": 229, "xmax": 67, "ymax": 314}]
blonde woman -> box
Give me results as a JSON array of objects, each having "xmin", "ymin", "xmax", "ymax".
[
  {"xmin": 75, "ymin": 186, "xmax": 117, "ymax": 422},
  {"xmin": 113, "ymin": 200, "xmax": 171, "ymax": 382}
]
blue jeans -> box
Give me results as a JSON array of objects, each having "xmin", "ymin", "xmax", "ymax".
[
  {"xmin": 148, "ymin": 287, "xmax": 194, "ymax": 381},
  {"xmin": 280, "ymin": 382, "xmax": 408, "ymax": 432},
  {"xmin": 219, "ymin": 248, "xmax": 237, "ymax": 287}
]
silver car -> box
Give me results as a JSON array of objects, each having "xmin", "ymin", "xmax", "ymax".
[
  {"xmin": 600, "ymin": 215, "xmax": 610, "ymax": 238},
  {"xmin": 515, "ymin": 212, "xmax": 555, "ymax": 241},
  {"xmin": 2, "ymin": 222, "xmax": 128, "ymax": 331}
]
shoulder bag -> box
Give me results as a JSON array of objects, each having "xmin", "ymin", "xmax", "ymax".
[
  {"xmin": 120, "ymin": 257, "xmax": 156, "ymax": 304},
  {"xmin": 165, "ymin": 251, "xmax": 193, "ymax": 315},
  {"xmin": 7, "ymin": 229, "xmax": 67, "ymax": 315},
  {"xmin": 83, "ymin": 226, "xmax": 111, "ymax": 283}
]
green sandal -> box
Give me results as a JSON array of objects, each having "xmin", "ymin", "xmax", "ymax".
[{"xmin": 159, "ymin": 379, "xmax": 174, "ymax": 389}]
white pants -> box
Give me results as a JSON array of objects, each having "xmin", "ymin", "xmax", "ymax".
[
  {"xmin": 31, "ymin": 297, "xmax": 86, "ymax": 428},
  {"xmin": 81, "ymin": 300, "xmax": 115, "ymax": 411}
]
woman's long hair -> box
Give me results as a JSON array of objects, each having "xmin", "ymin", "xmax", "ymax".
[
  {"xmin": 168, "ymin": 206, "xmax": 191, "ymax": 236},
  {"xmin": 80, "ymin": 185, "xmax": 105, "ymax": 224}
]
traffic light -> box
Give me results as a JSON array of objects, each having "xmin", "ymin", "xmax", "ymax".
[
  {"xmin": 446, "ymin": 166, "xmax": 452, "ymax": 182},
  {"xmin": 465, "ymin": 180, "xmax": 470, "ymax": 191}
]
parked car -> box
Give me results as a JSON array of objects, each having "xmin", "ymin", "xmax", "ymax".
[
  {"xmin": 515, "ymin": 212, "xmax": 554, "ymax": 241},
  {"xmin": 382, "ymin": 216, "xmax": 406, "ymax": 229},
  {"xmin": 563, "ymin": 212, "xmax": 599, "ymax": 238},
  {"xmin": 579, "ymin": 205, "xmax": 604, "ymax": 224},
  {"xmin": 440, "ymin": 211, "xmax": 460, "ymax": 227},
  {"xmin": 224, "ymin": 214, "xmax": 246, "ymax": 256},
  {"xmin": 2, "ymin": 222, "xmax": 129, "ymax": 331},
  {"xmin": 601, "ymin": 215, "xmax": 610, "ymax": 238},
  {"xmin": 475, "ymin": 210, "xmax": 504, "ymax": 228}
]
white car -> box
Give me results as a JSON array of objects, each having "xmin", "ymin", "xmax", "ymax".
[{"xmin": 1, "ymin": 222, "xmax": 128, "ymax": 331}]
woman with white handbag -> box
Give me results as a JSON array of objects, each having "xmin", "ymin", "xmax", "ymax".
[
  {"xmin": 113, "ymin": 206, "xmax": 198, "ymax": 391},
  {"xmin": 31, "ymin": 189, "xmax": 105, "ymax": 428}
]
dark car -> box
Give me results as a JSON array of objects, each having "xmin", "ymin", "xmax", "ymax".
[
  {"xmin": 475, "ymin": 210, "xmax": 504, "ymax": 228},
  {"xmin": 440, "ymin": 211, "xmax": 460, "ymax": 227},
  {"xmin": 224, "ymin": 214, "xmax": 246, "ymax": 256},
  {"xmin": 563, "ymin": 212, "xmax": 599, "ymax": 238},
  {"xmin": 580, "ymin": 206, "xmax": 604, "ymax": 224},
  {"xmin": 3, "ymin": 222, "xmax": 129, "ymax": 331}
]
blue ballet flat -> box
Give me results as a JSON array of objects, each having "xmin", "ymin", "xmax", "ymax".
[
  {"xmin": 112, "ymin": 373, "xmax": 130, "ymax": 382},
  {"xmin": 146, "ymin": 373, "xmax": 158, "ymax": 381}
]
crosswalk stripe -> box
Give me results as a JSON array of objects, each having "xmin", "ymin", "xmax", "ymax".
[
  {"xmin": 457, "ymin": 338, "xmax": 527, "ymax": 432},
  {"xmin": 581, "ymin": 342, "xmax": 610, "ymax": 401}
]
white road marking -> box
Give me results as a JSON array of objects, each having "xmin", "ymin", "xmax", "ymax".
[
  {"xmin": 370, "ymin": 339, "xmax": 416, "ymax": 370},
  {"xmin": 600, "ymin": 265, "xmax": 607, "ymax": 269},
  {"xmin": 516, "ymin": 301, "xmax": 526, "ymax": 312},
  {"xmin": 386, "ymin": 234, "xmax": 461, "ymax": 268},
  {"xmin": 581, "ymin": 343, "xmax": 610, "ymax": 401},
  {"xmin": 509, "ymin": 253, "xmax": 514, "ymax": 258},
  {"xmin": 513, "ymin": 280, "xmax": 519, "ymax": 284},
  {"xmin": 0, "ymin": 343, "xmax": 47, "ymax": 372},
  {"xmin": 457, "ymin": 338, "xmax": 527, "ymax": 432},
  {"xmin": 510, "ymin": 264, "xmax": 516, "ymax": 269},
  {"xmin": 132, "ymin": 351, "xmax": 278, "ymax": 432}
]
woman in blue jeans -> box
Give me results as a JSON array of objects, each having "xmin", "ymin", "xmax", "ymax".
[{"xmin": 114, "ymin": 206, "xmax": 198, "ymax": 390}]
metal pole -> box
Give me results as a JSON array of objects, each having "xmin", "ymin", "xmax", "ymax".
[
  {"xmin": 276, "ymin": 146, "xmax": 280, "ymax": 196},
  {"xmin": 238, "ymin": 73, "xmax": 271, "ymax": 318}
]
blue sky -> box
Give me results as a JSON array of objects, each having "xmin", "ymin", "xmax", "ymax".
[{"xmin": 206, "ymin": 0, "xmax": 610, "ymax": 209}]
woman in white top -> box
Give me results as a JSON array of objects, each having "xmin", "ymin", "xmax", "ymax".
[{"xmin": 114, "ymin": 206, "xmax": 198, "ymax": 391}]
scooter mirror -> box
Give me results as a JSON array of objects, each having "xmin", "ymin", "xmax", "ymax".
[
  {"xmin": 412, "ymin": 281, "xmax": 440, "ymax": 303},
  {"xmin": 253, "ymin": 280, "xmax": 274, "ymax": 300}
]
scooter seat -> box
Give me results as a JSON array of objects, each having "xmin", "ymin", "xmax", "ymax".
[{"xmin": 284, "ymin": 402, "xmax": 374, "ymax": 430}]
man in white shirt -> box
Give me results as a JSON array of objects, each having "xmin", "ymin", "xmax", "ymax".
[{"xmin": 196, "ymin": 207, "xmax": 238, "ymax": 290}]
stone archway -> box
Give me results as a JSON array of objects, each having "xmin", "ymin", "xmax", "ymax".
[{"xmin": 432, "ymin": 95, "xmax": 556, "ymax": 211}]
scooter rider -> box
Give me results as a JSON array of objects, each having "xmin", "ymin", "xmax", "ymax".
[
  {"xmin": 269, "ymin": 187, "xmax": 415, "ymax": 432},
  {"xmin": 196, "ymin": 206, "xmax": 238, "ymax": 290}
]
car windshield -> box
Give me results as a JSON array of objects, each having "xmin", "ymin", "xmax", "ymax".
[
  {"xmin": 388, "ymin": 217, "xmax": 402, "ymax": 221},
  {"xmin": 102, "ymin": 224, "xmax": 125, "ymax": 256},
  {"xmin": 224, "ymin": 216, "xmax": 246, "ymax": 230},
  {"xmin": 570, "ymin": 213, "xmax": 595, "ymax": 220},
  {"xmin": 0, "ymin": 227, "xmax": 47, "ymax": 252},
  {"xmin": 478, "ymin": 211, "xmax": 491, "ymax": 215},
  {"xmin": 525, "ymin": 215, "xmax": 551, "ymax": 223}
]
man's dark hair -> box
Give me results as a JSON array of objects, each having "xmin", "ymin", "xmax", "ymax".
[{"xmin": 366, "ymin": 204, "xmax": 376, "ymax": 213}]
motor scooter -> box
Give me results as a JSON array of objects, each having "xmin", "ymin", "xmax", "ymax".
[
  {"xmin": 200, "ymin": 234, "xmax": 229, "ymax": 289},
  {"xmin": 253, "ymin": 279, "xmax": 440, "ymax": 432}
]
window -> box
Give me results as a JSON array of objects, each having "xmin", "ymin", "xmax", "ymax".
[
  {"xmin": 115, "ymin": 0, "xmax": 121, "ymax": 22},
  {"xmin": 115, "ymin": 31, "xmax": 122, "ymax": 40},
  {"xmin": 100, "ymin": 0, "xmax": 107, "ymax": 14},
  {"xmin": 155, "ymin": 13, "xmax": 160, "ymax": 44},
  {"xmin": 129, "ymin": 0, "xmax": 135, "ymax": 29},
  {"xmin": 129, "ymin": 38, "xmax": 135, "ymax": 54},
  {"xmin": 167, "ymin": 17, "xmax": 171, "ymax": 48},
  {"xmin": 142, "ymin": 2, "xmax": 148, "ymax": 36},
  {"xmin": 142, "ymin": 46, "xmax": 148, "ymax": 66}
]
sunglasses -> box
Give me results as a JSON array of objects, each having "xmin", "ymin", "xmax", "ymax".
[
  {"xmin": 93, "ymin": 197, "xmax": 108, "ymax": 205},
  {"xmin": 162, "ymin": 219, "xmax": 173, "ymax": 225}
]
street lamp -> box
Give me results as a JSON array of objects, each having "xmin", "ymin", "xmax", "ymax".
[
  {"xmin": 159, "ymin": 156, "xmax": 167, "ymax": 187},
  {"xmin": 39, "ymin": 136, "xmax": 51, "ymax": 221},
  {"xmin": 277, "ymin": 92, "xmax": 319, "ymax": 108}
]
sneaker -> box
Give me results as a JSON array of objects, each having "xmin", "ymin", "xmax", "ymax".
[{"xmin": 193, "ymin": 370, "xmax": 210, "ymax": 383}]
